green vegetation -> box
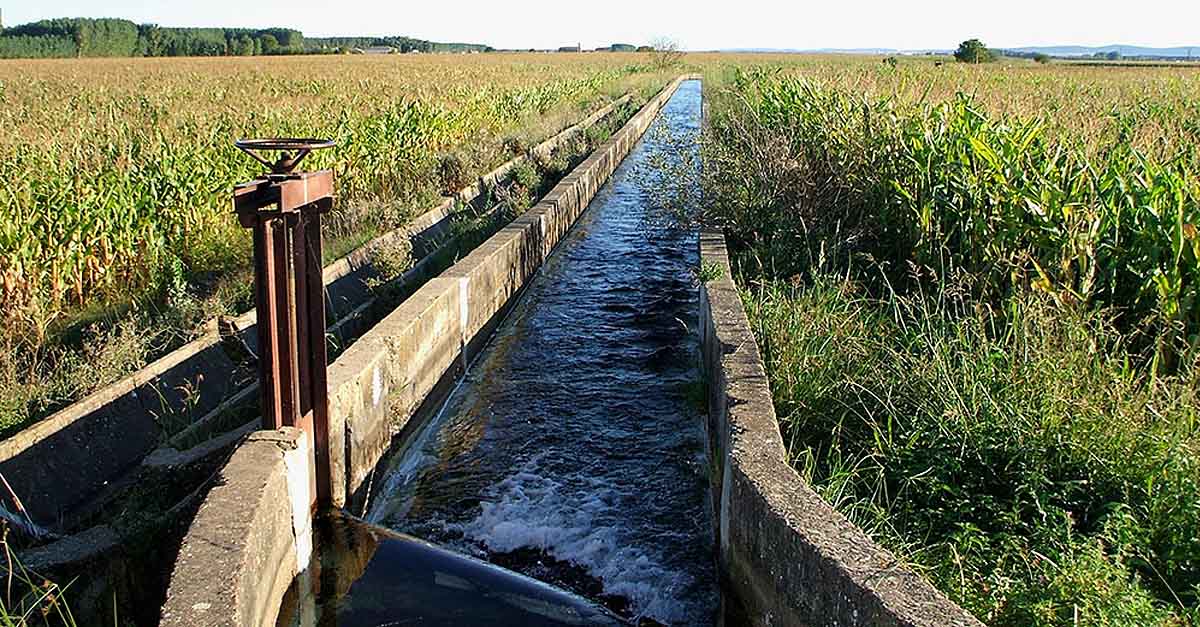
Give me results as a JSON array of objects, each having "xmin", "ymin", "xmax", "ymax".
[
  {"xmin": 0, "ymin": 17, "xmax": 488, "ymax": 59},
  {"xmin": 0, "ymin": 54, "xmax": 672, "ymax": 436},
  {"xmin": 710, "ymin": 66, "xmax": 1199, "ymax": 362},
  {"xmin": 0, "ymin": 527, "xmax": 80, "ymax": 626},
  {"xmin": 955, "ymin": 38, "xmax": 997, "ymax": 63},
  {"xmin": 702, "ymin": 61, "xmax": 1199, "ymax": 625},
  {"xmin": 305, "ymin": 36, "xmax": 491, "ymax": 54}
]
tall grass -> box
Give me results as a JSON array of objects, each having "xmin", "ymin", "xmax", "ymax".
[
  {"xmin": 702, "ymin": 60, "xmax": 1200, "ymax": 625},
  {"xmin": 0, "ymin": 526, "xmax": 79, "ymax": 626},
  {"xmin": 743, "ymin": 277, "xmax": 1198, "ymax": 625}
]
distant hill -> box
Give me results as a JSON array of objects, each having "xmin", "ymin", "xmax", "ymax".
[
  {"xmin": 722, "ymin": 44, "xmax": 1199, "ymax": 60},
  {"xmin": 0, "ymin": 17, "xmax": 491, "ymax": 59},
  {"xmin": 1004, "ymin": 44, "xmax": 1199, "ymax": 59},
  {"xmin": 724, "ymin": 47, "xmax": 954, "ymax": 56}
]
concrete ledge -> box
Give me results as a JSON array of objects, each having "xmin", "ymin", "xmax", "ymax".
[
  {"xmin": 160, "ymin": 428, "xmax": 313, "ymax": 627},
  {"xmin": 326, "ymin": 77, "xmax": 693, "ymax": 508},
  {"xmin": 699, "ymin": 230, "xmax": 982, "ymax": 627}
]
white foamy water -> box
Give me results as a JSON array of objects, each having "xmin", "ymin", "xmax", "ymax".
[{"xmin": 450, "ymin": 457, "xmax": 705, "ymax": 625}]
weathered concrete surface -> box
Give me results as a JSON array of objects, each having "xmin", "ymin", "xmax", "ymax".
[
  {"xmin": 160, "ymin": 428, "xmax": 312, "ymax": 627},
  {"xmin": 699, "ymin": 230, "xmax": 983, "ymax": 627},
  {"xmin": 0, "ymin": 332, "xmax": 245, "ymax": 526},
  {"xmin": 328, "ymin": 277, "xmax": 466, "ymax": 507},
  {"xmin": 326, "ymin": 77, "xmax": 694, "ymax": 509},
  {"xmin": 0, "ymin": 94, "xmax": 633, "ymax": 528}
]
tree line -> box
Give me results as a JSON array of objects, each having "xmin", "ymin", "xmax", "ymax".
[{"xmin": 0, "ymin": 18, "xmax": 489, "ymax": 59}]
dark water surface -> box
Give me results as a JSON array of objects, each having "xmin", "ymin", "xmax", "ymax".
[
  {"xmin": 297, "ymin": 80, "xmax": 712, "ymax": 626},
  {"xmin": 278, "ymin": 514, "xmax": 629, "ymax": 626}
]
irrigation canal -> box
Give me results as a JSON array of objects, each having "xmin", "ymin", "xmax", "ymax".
[{"xmin": 283, "ymin": 80, "xmax": 714, "ymax": 626}]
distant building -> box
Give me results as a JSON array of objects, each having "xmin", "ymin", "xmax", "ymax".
[
  {"xmin": 608, "ymin": 43, "xmax": 636, "ymax": 52},
  {"xmin": 558, "ymin": 44, "xmax": 581, "ymax": 53},
  {"xmin": 356, "ymin": 46, "xmax": 397, "ymax": 55}
]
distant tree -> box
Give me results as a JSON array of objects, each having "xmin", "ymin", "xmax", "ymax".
[
  {"xmin": 139, "ymin": 24, "xmax": 162, "ymax": 56},
  {"xmin": 649, "ymin": 37, "xmax": 684, "ymax": 68},
  {"xmin": 0, "ymin": 18, "xmax": 484, "ymax": 59},
  {"xmin": 232, "ymin": 34, "xmax": 254, "ymax": 56},
  {"xmin": 259, "ymin": 34, "xmax": 280, "ymax": 55},
  {"xmin": 0, "ymin": 34, "xmax": 75, "ymax": 58},
  {"xmin": 954, "ymin": 39, "xmax": 996, "ymax": 64},
  {"xmin": 1106, "ymin": 50, "xmax": 1122, "ymax": 61},
  {"xmin": 1033, "ymin": 53, "xmax": 1051, "ymax": 64}
]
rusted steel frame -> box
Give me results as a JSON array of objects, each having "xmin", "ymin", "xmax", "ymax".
[
  {"xmin": 302, "ymin": 209, "xmax": 332, "ymax": 505},
  {"xmin": 234, "ymin": 169, "xmax": 334, "ymax": 507},
  {"xmin": 234, "ymin": 171, "xmax": 333, "ymax": 217},
  {"xmin": 273, "ymin": 215, "xmax": 303, "ymax": 431},
  {"xmin": 250, "ymin": 217, "xmax": 285, "ymax": 430}
]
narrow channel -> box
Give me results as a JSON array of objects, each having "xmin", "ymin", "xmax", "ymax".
[{"xmin": 314, "ymin": 80, "xmax": 712, "ymax": 626}]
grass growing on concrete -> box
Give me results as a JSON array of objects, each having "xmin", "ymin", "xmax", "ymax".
[{"xmin": 0, "ymin": 527, "xmax": 80, "ymax": 626}]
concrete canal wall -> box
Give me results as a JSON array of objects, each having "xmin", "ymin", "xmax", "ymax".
[
  {"xmin": 159, "ymin": 77, "xmax": 690, "ymax": 626},
  {"xmin": 698, "ymin": 230, "xmax": 982, "ymax": 627},
  {"xmin": 160, "ymin": 428, "xmax": 313, "ymax": 627}
]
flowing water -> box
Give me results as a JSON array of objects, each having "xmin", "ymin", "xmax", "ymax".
[{"xmin": 315, "ymin": 80, "xmax": 713, "ymax": 626}]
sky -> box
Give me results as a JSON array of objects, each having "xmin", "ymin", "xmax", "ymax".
[{"xmin": 5, "ymin": 1, "xmax": 1199, "ymax": 51}]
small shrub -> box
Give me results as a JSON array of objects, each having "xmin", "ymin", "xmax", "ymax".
[
  {"xmin": 68, "ymin": 318, "xmax": 150, "ymax": 394},
  {"xmin": 649, "ymin": 37, "xmax": 685, "ymax": 69},
  {"xmin": 694, "ymin": 261, "xmax": 724, "ymax": 284},
  {"xmin": 509, "ymin": 161, "xmax": 541, "ymax": 194},
  {"xmin": 368, "ymin": 235, "xmax": 415, "ymax": 286},
  {"xmin": 501, "ymin": 136, "xmax": 526, "ymax": 156},
  {"xmin": 436, "ymin": 153, "xmax": 470, "ymax": 195}
]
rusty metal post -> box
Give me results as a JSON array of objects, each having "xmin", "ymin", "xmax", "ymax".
[{"xmin": 233, "ymin": 139, "xmax": 335, "ymax": 508}]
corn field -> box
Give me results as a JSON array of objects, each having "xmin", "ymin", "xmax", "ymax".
[
  {"xmin": 708, "ymin": 61, "xmax": 1200, "ymax": 358},
  {"xmin": 0, "ymin": 54, "xmax": 670, "ymax": 347}
]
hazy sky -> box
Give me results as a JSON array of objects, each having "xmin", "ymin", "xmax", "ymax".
[{"xmin": 6, "ymin": 1, "xmax": 1199, "ymax": 51}]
